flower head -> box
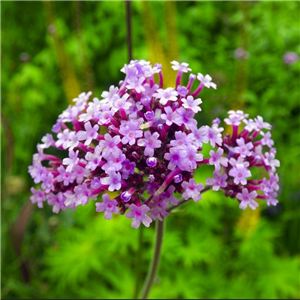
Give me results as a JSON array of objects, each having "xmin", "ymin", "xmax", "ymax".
[
  {"xmin": 283, "ymin": 51, "xmax": 299, "ymax": 65},
  {"xmin": 29, "ymin": 60, "xmax": 280, "ymax": 227}
]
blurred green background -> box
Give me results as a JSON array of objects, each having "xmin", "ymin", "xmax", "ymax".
[{"xmin": 1, "ymin": 1, "xmax": 300, "ymax": 299}]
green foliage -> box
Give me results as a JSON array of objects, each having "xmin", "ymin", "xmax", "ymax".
[{"xmin": 1, "ymin": 1, "xmax": 299, "ymax": 299}]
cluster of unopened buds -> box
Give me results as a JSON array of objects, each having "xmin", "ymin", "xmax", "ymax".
[{"xmin": 29, "ymin": 60, "xmax": 280, "ymax": 228}]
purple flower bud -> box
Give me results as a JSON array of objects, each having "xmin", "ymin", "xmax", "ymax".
[
  {"xmin": 174, "ymin": 174, "xmax": 183, "ymax": 183},
  {"xmin": 177, "ymin": 86, "xmax": 189, "ymax": 97},
  {"xmin": 189, "ymin": 74, "xmax": 196, "ymax": 81},
  {"xmin": 132, "ymin": 151, "xmax": 139, "ymax": 159},
  {"xmin": 148, "ymin": 174, "xmax": 155, "ymax": 182},
  {"xmin": 145, "ymin": 111, "xmax": 155, "ymax": 121},
  {"xmin": 157, "ymin": 124, "xmax": 166, "ymax": 140},
  {"xmin": 172, "ymin": 102, "xmax": 180, "ymax": 109},
  {"xmin": 146, "ymin": 157, "xmax": 157, "ymax": 167},
  {"xmin": 121, "ymin": 191, "xmax": 132, "ymax": 202},
  {"xmin": 212, "ymin": 118, "xmax": 221, "ymax": 125}
]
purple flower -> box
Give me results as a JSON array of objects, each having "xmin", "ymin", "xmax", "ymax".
[
  {"xmin": 254, "ymin": 116, "xmax": 272, "ymax": 131},
  {"xmin": 96, "ymin": 193, "xmax": 119, "ymax": 219},
  {"xmin": 192, "ymin": 126, "xmax": 209, "ymax": 147},
  {"xmin": 56, "ymin": 165, "xmax": 75, "ymax": 185},
  {"xmin": 234, "ymin": 138, "xmax": 253, "ymax": 157},
  {"xmin": 261, "ymin": 174, "xmax": 279, "ymax": 194},
  {"xmin": 224, "ymin": 110, "xmax": 248, "ymax": 126},
  {"xmin": 283, "ymin": 51, "xmax": 299, "ymax": 65},
  {"xmin": 121, "ymin": 159, "xmax": 136, "ymax": 179},
  {"xmin": 173, "ymin": 107, "xmax": 197, "ymax": 130},
  {"xmin": 62, "ymin": 150, "xmax": 79, "ymax": 172},
  {"xmin": 161, "ymin": 106, "xmax": 179, "ymax": 126},
  {"xmin": 30, "ymin": 188, "xmax": 46, "ymax": 208},
  {"xmin": 164, "ymin": 147, "xmax": 187, "ymax": 171},
  {"xmin": 73, "ymin": 165, "xmax": 90, "ymax": 184},
  {"xmin": 171, "ymin": 61, "xmax": 191, "ymax": 73},
  {"xmin": 153, "ymin": 87, "xmax": 178, "ymax": 105},
  {"xmin": 264, "ymin": 151, "xmax": 280, "ymax": 172},
  {"xmin": 126, "ymin": 76, "xmax": 145, "ymax": 93},
  {"xmin": 46, "ymin": 192, "xmax": 66, "ymax": 214},
  {"xmin": 40, "ymin": 134, "xmax": 55, "ymax": 149},
  {"xmin": 85, "ymin": 146, "xmax": 103, "ymax": 171},
  {"xmin": 207, "ymin": 124, "xmax": 223, "ymax": 147},
  {"xmin": 100, "ymin": 133, "xmax": 121, "ymax": 158},
  {"xmin": 101, "ymin": 170, "xmax": 122, "ymax": 191},
  {"xmin": 73, "ymin": 183, "xmax": 92, "ymax": 206},
  {"xmin": 236, "ymin": 188, "xmax": 258, "ymax": 210},
  {"xmin": 126, "ymin": 204, "xmax": 153, "ymax": 229},
  {"xmin": 111, "ymin": 93, "xmax": 132, "ymax": 113},
  {"xmin": 101, "ymin": 85, "xmax": 119, "ymax": 103},
  {"xmin": 119, "ymin": 119, "xmax": 143, "ymax": 145},
  {"xmin": 260, "ymin": 131, "xmax": 274, "ymax": 148},
  {"xmin": 264, "ymin": 191, "xmax": 279, "ymax": 207},
  {"xmin": 163, "ymin": 185, "xmax": 179, "ymax": 205},
  {"xmin": 137, "ymin": 131, "xmax": 161, "ymax": 156},
  {"xmin": 177, "ymin": 86, "xmax": 189, "ymax": 97},
  {"xmin": 182, "ymin": 179, "xmax": 204, "ymax": 202},
  {"xmin": 56, "ymin": 129, "xmax": 73, "ymax": 149},
  {"xmin": 183, "ymin": 145, "xmax": 203, "ymax": 171},
  {"xmin": 181, "ymin": 95, "xmax": 202, "ymax": 113},
  {"xmin": 77, "ymin": 121, "xmax": 99, "ymax": 145},
  {"xmin": 97, "ymin": 106, "xmax": 114, "ymax": 125},
  {"xmin": 28, "ymin": 161, "xmax": 47, "ymax": 184},
  {"xmin": 209, "ymin": 148, "xmax": 228, "ymax": 169},
  {"xmin": 206, "ymin": 170, "xmax": 228, "ymax": 191},
  {"xmin": 170, "ymin": 131, "xmax": 194, "ymax": 148},
  {"xmin": 229, "ymin": 158, "xmax": 251, "ymax": 185},
  {"xmin": 143, "ymin": 83, "xmax": 159, "ymax": 99},
  {"xmin": 101, "ymin": 153, "xmax": 126, "ymax": 172},
  {"xmin": 197, "ymin": 73, "xmax": 217, "ymax": 89}
]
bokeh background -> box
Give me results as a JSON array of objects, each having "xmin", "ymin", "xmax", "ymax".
[{"xmin": 1, "ymin": 1, "xmax": 300, "ymax": 299}]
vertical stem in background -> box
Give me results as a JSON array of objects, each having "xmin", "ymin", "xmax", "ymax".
[
  {"xmin": 141, "ymin": 1, "xmax": 177, "ymax": 87},
  {"xmin": 231, "ymin": 1, "xmax": 251, "ymax": 108},
  {"xmin": 165, "ymin": 1, "xmax": 179, "ymax": 62},
  {"xmin": 73, "ymin": 1, "xmax": 95, "ymax": 91},
  {"xmin": 126, "ymin": 0, "xmax": 132, "ymax": 62},
  {"xmin": 43, "ymin": 1, "xmax": 81, "ymax": 103},
  {"xmin": 139, "ymin": 220, "xmax": 165, "ymax": 299}
]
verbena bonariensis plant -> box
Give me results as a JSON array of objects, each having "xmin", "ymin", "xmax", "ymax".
[{"xmin": 29, "ymin": 60, "xmax": 280, "ymax": 228}]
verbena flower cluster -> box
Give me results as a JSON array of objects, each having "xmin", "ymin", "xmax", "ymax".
[{"xmin": 29, "ymin": 60, "xmax": 280, "ymax": 228}]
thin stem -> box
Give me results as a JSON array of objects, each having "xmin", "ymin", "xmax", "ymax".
[
  {"xmin": 139, "ymin": 187, "xmax": 211, "ymax": 298},
  {"xmin": 133, "ymin": 226, "xmax": 144, "ymax": 299},
  {"xmin": 139, "ymin": 219, "xmax": 165, "ymax": 299},
  {"xmin": 167, "ymin": 186, "xmax": 211, "ymax": 213},
  {"xmin": 125, "ymin": 0, "xmax": 132, "ymax": 62}
]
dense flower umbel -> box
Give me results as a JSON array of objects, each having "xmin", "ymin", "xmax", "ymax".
[
  {"xmin": 205, "ymin": 111, "xmax": 280, "ymax": 210},
  {"xmin": 29, "ymin": 60, "xmax": 280, "ymax": 228}
]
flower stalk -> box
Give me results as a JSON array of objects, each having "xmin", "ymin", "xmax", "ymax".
[{"xmin": 139, "ymin": 219, "xmax": 165, "ymax": 299}]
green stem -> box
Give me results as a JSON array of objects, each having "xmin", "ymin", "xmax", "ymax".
[
  {"xmin": 139, "ymin": 219, "xmax": 165, "ymax": 299},
  {"xmin": 133, "ymin": 225, "xmax": 144, "ymax": 299},
  {"xmin": 166, "ymin": 186, "xmax": 211, "ymax": 213},
  {"xmin": 125, "ymin": 0, "xmax": 132, "ymax": 62},
  {"xmin": 138, "ymin": 187, "xmax": 211, "ymax": 298}
]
